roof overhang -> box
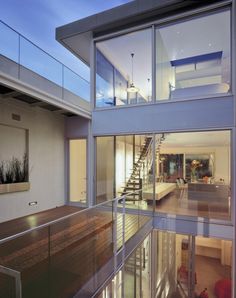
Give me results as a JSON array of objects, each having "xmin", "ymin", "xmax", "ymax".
[{"xmin": 56, "ymin": 0, "xmax": 227, "ymax": 66}]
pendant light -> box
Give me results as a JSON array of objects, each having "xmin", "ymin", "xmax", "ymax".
[{"xmin": 127, "ymin": 53, "xmax": 139, "ymax": 93}]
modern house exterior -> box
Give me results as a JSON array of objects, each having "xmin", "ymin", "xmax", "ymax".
[{"xmin": 0, "ymin": 0, "xmax": 235, "ymax": 297}]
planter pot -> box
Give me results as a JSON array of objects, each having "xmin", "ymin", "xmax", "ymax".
[{"xmin": 0, "ymin": 182, "xmax": 30, "ymax": 194}]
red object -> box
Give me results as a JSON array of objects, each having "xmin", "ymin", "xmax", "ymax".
[
  {"xmin": 214, "ymin": 279, "xmax": 232, "ymax": 298},
  {"xmin": 199, "ymin": 288, "xmax": 208, "ymax": 298}
]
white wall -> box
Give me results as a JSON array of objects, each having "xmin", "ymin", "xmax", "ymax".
[
  {"xmin": 160, "ymin": 146, "xmax": 230, "ymax": 184},
  {"xmin": 69, "ymin": 139, "xmax": 87, "ymax": 202},
  {"xmin": 0, "ymin": 99, "xmax": 65, "ymax": 222}
]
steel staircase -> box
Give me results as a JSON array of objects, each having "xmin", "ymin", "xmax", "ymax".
[{"xmin": 121, "ymin": 136, "xmax": 153, "ymax": 201}]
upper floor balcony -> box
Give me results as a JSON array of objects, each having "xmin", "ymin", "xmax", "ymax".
[{"xmin": 0, "ymin": 21, "xmax": 91, "ymax": 118}]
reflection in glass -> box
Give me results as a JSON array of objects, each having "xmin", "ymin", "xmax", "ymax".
[
  {"xmin": 20, "ymin": 37, "xmax": 63, "ymax": 86},
  {"xmin": 96, "ymin": 28, "xmax": 152, "ymax": 107},
  {"xmin": 64, "ymin": 67, "xmax": 90, "ymax": 101},
  {"xmin": 96, "ymin": 135, "xmax": 154, "ymax": 210},
  {"xmin": 153, "ymin": 230, "xmax": 232, "ymax": 298},
  {"xmin": 96, "ymin": 136, "xmax": 115, "ymax": 203},
  {"xmin": 156, "ymin": 10, "xmax": 231, "ymax": 100},
  {"xmin": 0, "ymin": 22, "xmax": 19, "ymax": 63},
  {"xmin": 154, "ymin": 130, "xmax": 231, "ymax": 221}
]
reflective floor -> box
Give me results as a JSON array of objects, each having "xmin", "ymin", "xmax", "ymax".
[{"xmin": 125, "ymin": 187, "xmax": 230, "ymax": 221}]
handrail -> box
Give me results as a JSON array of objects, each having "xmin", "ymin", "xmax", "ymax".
[
  {"xmin": 0, "ymin": 189, "xmax": 142, "ymax": 245},
  {"xmin": 0, "ymin": 20, "xmax": 89, "ymax": 84}
]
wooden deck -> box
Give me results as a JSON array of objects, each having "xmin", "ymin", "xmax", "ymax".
[
  {"xmin": 0, "ymin": 205, "xmax": 150, "ymax": 298},
  {"xmin": 0, "ymin": 206, "xmax": 83, "ymax": 241}
]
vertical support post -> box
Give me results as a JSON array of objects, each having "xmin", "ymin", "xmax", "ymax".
[
  {"xmin": 134, "ymin": 249, "xmax": 137, "ymax": 298},
  {"xmin": 87, "ymin": 121, "xmax": 94, "ymax": 207},
  {"xmin": 0, "ymin": 266, "xmax": 22, "ymax": 298},
  {"xmin": 140, "ymin": 246, "xmax": 143, "ymax": 297},
  {"xmin": 188, "ymin": 235, "xmax": 195, "ymax": 298},
  {"xmin": 114, "ymin": 136, "xmax": 116, "ymax": 199},
  {"xmin": 122, "ymin": 195, "xmax": 126, "ymax": 264},
  {"xmin": 152, "ymin": 134, "xmax": 156, "ymax": 214},
  {"xmin": 88, "ymin": 38, "xmax": 96, "ymax": 207},
  {"xmin": 150, "ymin": 230, "xmax": 157, "ymax": 298},
  {"xmin": 15, "ymin": 272, "xmax": 22, "ymax": 298},
  {"xmin": 113, "ymin": 199, "xmax": 118, "ymax": 274},
  {"xmin": 152, "ymin": 24, "xmax": 156, "ymax": 102}
]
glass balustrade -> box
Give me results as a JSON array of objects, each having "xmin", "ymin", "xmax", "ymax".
[
  {"xmin": 0, "ymin": 194, "xmax": 151, "ymax": 298},
  {"xmin": 0, "ymin": 21, "xmax": 90, "ymax": 104}
]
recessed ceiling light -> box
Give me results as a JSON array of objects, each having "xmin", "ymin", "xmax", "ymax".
[{"xmin": 209, "ymin": 43, "xmax": 212, "ymax": 47}]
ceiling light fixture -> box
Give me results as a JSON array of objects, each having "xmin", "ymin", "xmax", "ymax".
[{"xmin": 127, "ymin": 53, "xmax": 140, "ymax": 93}]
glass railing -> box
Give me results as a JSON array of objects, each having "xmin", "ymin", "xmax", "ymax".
[
  {"xmin": 0, "ymin": 20, "xmax": 90, "ymax": 103},
  {"xmin": 0, "ymin": 191, "xmax": 151, "ymax": 298}
]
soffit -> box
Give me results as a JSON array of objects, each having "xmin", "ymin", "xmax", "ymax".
[{"xmin": 56, "ymin": 0, "xmax": 224, "ymax": 66}]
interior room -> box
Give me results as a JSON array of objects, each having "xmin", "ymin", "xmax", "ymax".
[
  {"xmin": 95, "ymin": 9, "xmax": 230, "ymax": 107},
  {"xmin": 154, "ymin": 231, "xmax": 232, "ymax": 298},
  {"xmin": 152, "ymin": 130, "xmax": 231, "ymax": 220},
  {"xmin": 176, "ymin": 234, "xmax": 232, "ymax": 298},
  {"xmin": 96, "ymin": 130, "xmax": 231, "ymax": 220}
]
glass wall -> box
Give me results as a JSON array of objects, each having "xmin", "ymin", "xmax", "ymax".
[
  {"xmin": 96, "ymin": 130, "xmax": 231, "ymax": 220},
  {"xmin": 96, "ymin": 134, "xmax": 154, "ymax": 208},
  {"xmin": 96, "ymin": 28, "xmax": 152, "ymax": 107},
  {"xmin": 97, "ymin": 234, "xmax": 151, "ymax": 298},
  {"xmin": 153, "ymin": 230, "xmax": 232, "ymax": 298},
  {"xmin": 95, "ymin": 9, "xmax": 230, "ymax": 107},
  {"xmin": 152, "ymin": 130, "xmax": 231, "ymax": 220},
  {"xmin": 156, "ymin": 10, "xmax": 231, "ymax": 101},
  {"xmin": 96, "ymin": 136, "xmax": 115, "ymax": 203},
  {"xmin": 69, "ymin": 139, "xmax": 87, "ymax": 203}
]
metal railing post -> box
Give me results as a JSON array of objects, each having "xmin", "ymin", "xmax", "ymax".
[
  {"xmin": 122, "ymin": 195, "xmax": 126, "ymax": 264},
  {"xmin": 0, "ymin": 265, "xmax": 22, "ymax": 298},
  {"xmin": 113, "ymin": 198, "xmax": 118, "ymax": 274}
]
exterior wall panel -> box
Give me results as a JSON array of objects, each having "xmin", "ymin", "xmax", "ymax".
[{"xmin": 92, "ymin": 96, "xmax": 234, "ymax": 136}]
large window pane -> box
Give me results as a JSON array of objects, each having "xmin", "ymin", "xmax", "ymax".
[
  {"xmin": 154, "ymin": 130, "xmax": 231, "ymax": 221},
  {"xmin": 96, "ymin": 134, "xmax": 154, "ymax": 211},
  {"xmin": 96, "ymin": 136, "xmax": 115, "ymax": 203},
  {"xmin": 153, "ymin": 230, "xmax": 232, "ymax": 298},
  {"xmin": 96, "ymin": 28, "xmax": 152, "ymax": 108},
  {"xmin": 156, "ymin": 10, "xmax": 231, "ymax": 100}
]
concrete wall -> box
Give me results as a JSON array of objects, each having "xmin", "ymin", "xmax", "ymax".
[{"xmin": 0, "ymin": 98, "xmax": 65, "ymax": 222}]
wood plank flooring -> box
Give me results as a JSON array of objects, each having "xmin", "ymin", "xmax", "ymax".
[
  {"xmin": 0, "ymin": 205, "xmax": 150, "ymax": 298},
  {"xmin": 0, "ymin": 206, "xmax": 83, "ymax": 241}
]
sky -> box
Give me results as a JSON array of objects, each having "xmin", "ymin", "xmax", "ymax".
[{"xmin": 0, "ymin": 0, "xmax": 132, "ymax": 81}]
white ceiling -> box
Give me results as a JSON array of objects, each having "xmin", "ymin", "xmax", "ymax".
[
  {"xmin": 97, "ymin": 10, "xmax": 230, "ymax": 97},
  {"xmin": 97, "ymin": 28, "xmax": 152, "ymax": 99},
  {"xmin": 160, "ymin": 10, "xmax": 230, "ymax": 61},
  {"xmin": 160, "ymin": 131, "xmax": 230, "ymax": 148}
]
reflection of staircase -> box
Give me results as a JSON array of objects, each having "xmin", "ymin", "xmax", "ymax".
[{"xmin": 121, "ymin": 137, "xmax": 152, "ymax": 201}]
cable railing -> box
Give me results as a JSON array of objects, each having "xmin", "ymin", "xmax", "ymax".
[
  {"xmin": 0, "ymin": 20, "xmax": 90, "ymax": 103},
  {"xmin": 0, "ymin": 190, "xmax": 151, "ymax": 298}
]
